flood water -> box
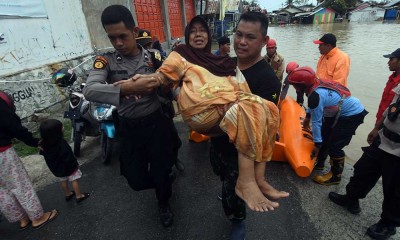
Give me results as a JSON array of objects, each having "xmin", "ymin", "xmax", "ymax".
[{"xmin": 231, "ymin": 22, "xmax": 400, "ymax": 164}]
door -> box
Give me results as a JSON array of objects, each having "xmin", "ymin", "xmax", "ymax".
[
  {"xmin": 134, "ymin": 0, "xmax": 165, "ymax": 42},
  {"xmin": 167, "ymin": 0, "xmax": 184, "ymax": 38}
]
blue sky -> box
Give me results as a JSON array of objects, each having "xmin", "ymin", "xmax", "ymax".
[{"xmin": 257, "ymin": 0, "xmax": 318, "ymax": 12}]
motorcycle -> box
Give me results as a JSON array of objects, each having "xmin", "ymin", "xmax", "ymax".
[
  {"xmin": 171, "ymin": 38, "xmax": 182, "ymax": 51},
  {"xmin": 53, "ymin": 68, "xmax": 118, "ymax": 163},
  {"xmin": 93, "ymin": 103, "xmax": 117, "ymax": 164}
]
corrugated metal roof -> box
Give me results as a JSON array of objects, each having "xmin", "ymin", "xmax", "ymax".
[
  {"xmin": 384, "ymin": 0, "xmax": 400, "ymax": 7},
  {"xmin": 350, "ymin": 3, "xmax": 370, "ymax": 13}
]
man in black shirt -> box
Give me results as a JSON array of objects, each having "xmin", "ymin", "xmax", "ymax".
[{"xmin": 210, "ymin": 12, "xmax": 289, "ymax": 240}]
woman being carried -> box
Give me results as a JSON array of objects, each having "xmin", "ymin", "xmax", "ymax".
[{"xmin": 120, "ymin": 16, "xmax": 281, "ymax": 212}]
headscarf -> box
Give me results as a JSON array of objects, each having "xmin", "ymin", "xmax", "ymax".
[{"xmin": 174, "ymin": 16, "xmax": 236, "ymax": 77}]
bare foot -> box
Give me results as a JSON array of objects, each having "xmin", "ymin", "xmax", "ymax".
[
  {"xmin": 235, "ymin": 180, "xmax": 279, "ymax": 212},
  {"xmin": 258, "ymin": 180, "xmax": 289, "ymax": 200}
]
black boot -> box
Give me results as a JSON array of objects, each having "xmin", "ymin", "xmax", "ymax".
[
  {"xmin": 366, "ymin": 219, "xmax": 396, "ymax": 240},
  {"xmin": 328, "ymin": 192, "xmax": 361, "ymax": 214},
  {"xmin": 314, "ymin": 147, "xmax": 329, "ymax": 170},
  {"xmin": 230, "ymin": 219, "xmax": 245, "ymax": 240},
  {"xmin": 175, "ymin": 158, "xmax": 185, "ymax": 172},
  {"xmin": 314, "ymin": 158, "xmax": 326, "ymax": 170},
  {"xmin": 159, "ymin": 204, "xmax": 174, "ymax": 227}
]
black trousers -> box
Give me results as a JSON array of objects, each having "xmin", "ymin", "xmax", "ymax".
[
  {"xmin": 118, "ymin": 109, "xmax": 174, "ymax": 207},
  {"xmin": 210, "ymin": 135, "xmax": 246, "ymax": 221},
  {"xmin": 317, "ymin": 110, "xmax": 367, "ymax": 160},
  {"xmin": 346, "ymin": 141, "xmax": 400, "ymax": 226}
]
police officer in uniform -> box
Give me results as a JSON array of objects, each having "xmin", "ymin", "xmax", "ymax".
[{"xmin": 83, "ymin": 5, "xmax": 174, "ymax": 227}]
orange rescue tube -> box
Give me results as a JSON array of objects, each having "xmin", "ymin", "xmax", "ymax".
[
  {"xmin": 272, "ymin": 96, "xmax": 316, "ymax": 177},
  {"xmin": 189, "ymin": 130, "xmax": 210, "ymax": 143}
]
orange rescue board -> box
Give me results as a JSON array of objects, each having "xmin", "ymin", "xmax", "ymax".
[{"xmin": 272, "ymin": 96, "xmax": 316, "ymax": 177}]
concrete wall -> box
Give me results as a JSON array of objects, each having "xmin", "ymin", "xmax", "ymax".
[
  {"xmin": 0, "ymin": 0, "xmax": 94, "ymax": 118},
  {"xmin": 0, "ymin": 0, "xmax": 92, "ymax": 77},
  {"xmin": 81, "ymin": 0, "xmax": 134, "ymax": 51}
]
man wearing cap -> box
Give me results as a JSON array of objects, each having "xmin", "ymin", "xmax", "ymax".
[
  {"xmin": 314, "ymin": 33, "xmax": 350, "ymax": 86},
  {"xmin": 263, "ymin": 38, "xmax": 285, "ymax": 82},
  {"xmin": 329, "ymin": 48, "xmax": 400, "ymax": 240},
  {"xmin": 213, "ymin": 36, "xmax": 230, "ymax": 56},
  {"xmin": 311, "ymin": 33, "xmax": 351, "ymax": 171},
  {"xmin": 136, "ymin": 29, "xmax": 152, "ymax": 49}
]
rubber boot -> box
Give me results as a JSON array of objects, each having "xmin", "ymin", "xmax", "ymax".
[
  {"xmin": 313, "ymin": 157, "xmax": 344, "ymax": 185},
  {"xmin": 230, "ymin": 219, "xmax": 245, "ymax": 240},
  {"xmin": 314, "ymin": 148, "xmax": 329, "ymax": 170},
  {"xmin": 314, "ymin": 158, "xmax": 326, "ymax": 170}
]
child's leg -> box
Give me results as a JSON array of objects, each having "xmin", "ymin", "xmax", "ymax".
[
  {"xmin": 255, "ymin": 162, "xmax": 289, "ymax": 200},
  {"xmin": 235, "ymin": 153, "xmax": 279, "ymax": 212},
  {"xmin": 60, "ymin": 180, "xmax": 74, "ymax": 197},
  {"xmin": 71, "ymin": 180, "xmax": 83, "ymax": 198}
]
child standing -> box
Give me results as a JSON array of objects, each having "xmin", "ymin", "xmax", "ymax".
[{"xmin": 39, "ymin": 119, "xmax": 90, "ymax": 203}]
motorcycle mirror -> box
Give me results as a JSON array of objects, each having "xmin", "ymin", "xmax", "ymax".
[{"xmin": 52, "ymin": 68, "xmax": 77, "ymax": 87}]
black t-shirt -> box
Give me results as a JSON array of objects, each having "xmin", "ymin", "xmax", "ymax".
[
  {"xmin": 240, "ymin": 59, "xmax": 281, "ymax": 104},
  {"xmin": 211, "ymin": 58, "xmax": 282, "ymax": 156}
]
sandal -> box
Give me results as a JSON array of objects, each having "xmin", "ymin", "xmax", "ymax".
[
  {"xmin": 65, "ymin": 191, "xmax": 76, "ymax": 201},
  {"xmin": 19, "ymin": 220, "xmax": 31, "ymax": 230},
  {"xmin": 32, "ymin": 209, "xmax": 58, "ymax": 230},
  {"xmin": 76, "ymin": 193, "xmax": 90, "ymax": 203}
]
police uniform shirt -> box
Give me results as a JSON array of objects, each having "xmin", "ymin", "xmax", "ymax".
[
  {"xmin": 84, "ymin": 47, "xmax": 162, "ymax": 119},
  {"xmin": 379, "ymin": 84, "xmax": 400, "ymax": 157}
]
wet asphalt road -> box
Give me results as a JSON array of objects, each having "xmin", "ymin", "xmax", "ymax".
[{"xmin": 3, "ymin": 121, "xmax": 396, "ymax": 239}]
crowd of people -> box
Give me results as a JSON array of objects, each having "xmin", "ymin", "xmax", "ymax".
[{"xmin": 1, "ymin": 3, "xmax": 399, "ymax": 240}]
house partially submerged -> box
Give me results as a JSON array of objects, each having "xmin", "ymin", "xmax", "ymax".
[
  {"xmin": 292, "ymin": 2, "xmax": 337, "ymax": 24},
  {"xmin": 349, "ymin": 3, "xmax": 385, "ymax": 22},
  {"xmin": 383, "ymin": 0, "xmax": 400, "ymax": 23},
  {"xmin": 275, "ymin": 5, "xmax": 304, "ymax": 24}
]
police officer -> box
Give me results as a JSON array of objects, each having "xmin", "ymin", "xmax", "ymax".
[
  {"xmin": 136, "ymin": 29, "xmax": 152, "ymax": 49},
  {"xmin": 83, "ymin": 5, "xmax": 174, "ymax": 227}
]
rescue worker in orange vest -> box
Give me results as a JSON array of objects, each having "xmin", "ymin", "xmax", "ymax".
[
  {"xmin": 313, "ymin": 33, "xmax": 350, "ymax": 86},
  {"xmin": 287, "ymin": 66, "xmax": 367, "ymax": 185}
]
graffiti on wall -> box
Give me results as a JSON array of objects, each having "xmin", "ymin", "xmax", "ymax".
[
  {"xmin": 2, "ymin": 81, "xmax": 65, "ymax": 118},
  {"xmin": 1, "ymin": 56, "xmax": 94, "ymax": 119},
  {"xmin": 0, "ymin": 0, "xmax": 93, "ymax": 76}
]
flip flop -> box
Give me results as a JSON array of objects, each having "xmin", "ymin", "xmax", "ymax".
[
  {"xmin": 32, "ymin": 209, "xmax": 58, "ymax": 230},
  {"xmin": 65, "ymin": 191, "xmax": 76, "ymax": 201},
  {"xmin": 76, "ymin": 193, "xmax": 90, "ymax": 203},
  {"xmin": 19, "ymin": 220, "xmax": 31, "ymax": 230}
]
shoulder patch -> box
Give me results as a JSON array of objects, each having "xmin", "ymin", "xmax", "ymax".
[
  {"xmin": 154, "ymin": 51, "xmax": 162, "ymax": 61},
  {"xmin": 93, "ymin": 56, "xmax": 108, "ymax": 70}
]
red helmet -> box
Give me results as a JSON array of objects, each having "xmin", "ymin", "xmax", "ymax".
[
  {"xmin": 287, "ymin": 66, "xmax": 316, "ymax": 89},
  {"xmin": 286, "ymin": 62, "xmax": 299, "ymax": 74},
  {"xmin": 0, "ymin": 90, "xmax": 16, "ymax": 112}
]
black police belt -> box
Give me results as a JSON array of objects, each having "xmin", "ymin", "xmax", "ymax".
[{"xmin": 382, "ymin": 125, "xmax": 400, "ymax": 143}]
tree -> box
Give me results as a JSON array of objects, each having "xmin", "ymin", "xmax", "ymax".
[
  {"xmin": 286, "ymin": 0, "xmax": 314, "ymax": 7},
  {"xmin": 323, "ymin": 0, "xmax": 357, "ymax": 15}
]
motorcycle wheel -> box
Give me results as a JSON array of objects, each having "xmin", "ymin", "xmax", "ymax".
[
  {"xmin": 73, "ymin": 131, "xmax": 82, "ymax": 157},
  {"xmin": 101, "ymin": 132, "xmax": 113, "ymax": 164}
]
